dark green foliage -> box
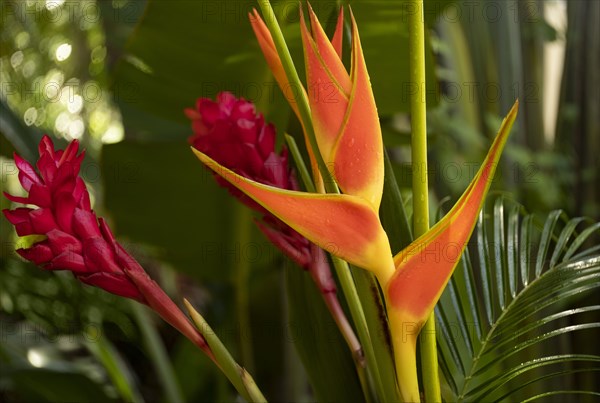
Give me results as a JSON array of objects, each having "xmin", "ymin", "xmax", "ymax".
[{"xmin": 437, "ymin": 198, "xmax": 600, "ymax": 402}]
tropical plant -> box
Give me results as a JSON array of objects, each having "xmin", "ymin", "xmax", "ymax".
[{"xmin": 0, "ymin": 0, "xmax": 598, "ymax": 402}]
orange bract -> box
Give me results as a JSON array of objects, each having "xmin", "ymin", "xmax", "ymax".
[
  {"xmin": 251, "ymin": 5, "xmax": 385, "ymax": 210},
  {"xmin": 388, "ymin": 101, "xmax": 519, "ymax": 324},
  {"xmin": 193, "ymin": 149, "xmax": 394, "ymax": 279}
]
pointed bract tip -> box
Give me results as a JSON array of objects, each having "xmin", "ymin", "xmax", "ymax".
[
  {"xmin": 509, "ymin": 99, "xmax": 519, "ymax": 116},
  {"xmin": 248, "ymin": 8, "xmax": 260, "ymax": 21},
  {"xmin": 332, "ymin": 6, "xmax": 345, "ymax": 57}
]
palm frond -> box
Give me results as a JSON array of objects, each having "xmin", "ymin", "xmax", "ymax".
[{"xmin": 436, "ymin": 197, "xmax": 600, "ymax": 402}]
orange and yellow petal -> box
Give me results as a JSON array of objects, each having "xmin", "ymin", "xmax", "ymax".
[
  {"xmin": 387, "ymin": 101, "xmax": 519, "ymax": 323},
  {"xmin": 249, "ymin": 8, "xmax": 305, "ymax": 120},
  {"xmin": 193, "ymin": 149, "xmax": 394, "ymax": 278},
  {"xmin": 300, "ymin": 8, "xmax": 349, "ymax": 162}
]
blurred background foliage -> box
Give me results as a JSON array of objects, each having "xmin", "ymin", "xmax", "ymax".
[{"xmin": 0, "ymin": 0, "xmax": 598, "ymax": 402}]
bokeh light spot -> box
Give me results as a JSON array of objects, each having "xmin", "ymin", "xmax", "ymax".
[
  {"xmin": 10, "ymin": 51, "xmax": 24, "ymax": 69},
  {"xmin": 46, "ymin": 0, "xmax": 65, "ymax": 11},
  {"xmin": 23, "ymin": 107, "xmax": 38, "ymax": 126},
  {"xmin": 55, "ymin": 43, "xmax": 72, "ymax": 62}
]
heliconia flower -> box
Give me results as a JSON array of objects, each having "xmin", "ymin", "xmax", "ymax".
[
  {"xmin": 386, "ymin": 101, "xmax": 519, "ymax": 402},
  {"xmin": 3, "ymin": 136, "xmax": 211, "ymax": 357},
  {"xmin": 230, "ymin": 5, "xmax": 518, "ymax": 400},
  {"xmin": 250, "ymin": 5, "xmax": 385, "ymax": 210},
  {"xmin": 186, "ymin": 93, "xmax": 361, "ymax": 355},
  {"xmin": 194, "ymin": 7, "xmax": 395, "ymax": 281}
]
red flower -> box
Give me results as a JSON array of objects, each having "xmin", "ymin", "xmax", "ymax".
[
  {"xmin": 186, "ymin": 92, "xmax": 296, "ymax": 209},
  {"xmin": 186, "ymin": 92, "xmax": 312, "ymax": 267},
  {"xmin": 3, "ymin": 136, "xmax": 210, "ymax": 355}
]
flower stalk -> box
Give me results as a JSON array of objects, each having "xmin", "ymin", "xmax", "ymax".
[{"xmin": 407, "ymin": 0, "xmax": 441, "ymax": 401}]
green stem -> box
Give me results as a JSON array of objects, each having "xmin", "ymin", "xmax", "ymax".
[
  {"xmin": 184, "ymin": 300, "xmax": 267, "ymax": 402},
  {"xmin": 407, "ymin": 1, "xmax": 441, "ymax": 402},
  {"xmin": 233, "ymin": 204, "xmax": 255, "ymax": 373},
  {"xmin": 420, "ymin": 317, "xmax": 440, "ymax": 401},
  {"xmin": 285, "ymin": 134, "xmax": 316, "ymax": 193},
  {"xmin": 130, "ymin": 302, "xmax": 184, "ymax": 403},
  {"xmin": 331, "ymin": 256, "xmax": 396, "ymax": 403}
]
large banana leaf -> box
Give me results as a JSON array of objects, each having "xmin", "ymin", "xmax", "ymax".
[
  {"xmin": 436, "ymin": 197, "xmax": 600, "ymax": 402},
  {"xmin": 111, "ymin": 0, "xmax": 443, "ymax": 141}
]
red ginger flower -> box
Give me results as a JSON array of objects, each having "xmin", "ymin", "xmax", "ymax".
[
  {"xmin": 185, "ymin": 92, "xmax": 312, "ymax": 268},
  {"xmin": 3, "ymin": 136, "xmax": 210, "ymax": 355},
  {"xmin": 186, "ymin": 92, "xmax": 295, "ymax": 210}
]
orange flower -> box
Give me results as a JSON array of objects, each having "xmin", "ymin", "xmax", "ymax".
[
  {"xmin": 194, "ymin": 6, "xmax": 395, "ymax": 280},
  {"xmin": 200, "ymin": 2, "xmax": 518, "ymax": 325},
  {"xmin": 250, "ymin": 5, "xmax": 384, "ymax": 209}
]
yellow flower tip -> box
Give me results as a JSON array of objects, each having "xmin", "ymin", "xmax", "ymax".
[{"xmin": 361, "ymin": 230, "xmax": 395, "ymax": 282}]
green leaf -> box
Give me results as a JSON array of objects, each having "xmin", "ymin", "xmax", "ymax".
[
  {"xmin": 101, "ymin": 140, "xmax": 240, "ymax": 281},
  {"xmin": 111, "ymin": 0, "xmax": 441, "ymax": 140},
  {"xmin": 381, "ymin": 149, "xmax": 413, "ymax": 253},
  {"xmin": 436, "ymin": 198, "xmax": 600, "ymax": 402},
  {"xmin": 85, "ymin": 337, "xmax": 144, "ymax": 403},
  {"xmin": 10, "ymin": 368, "xmax": 116, "ymax": 403}
]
